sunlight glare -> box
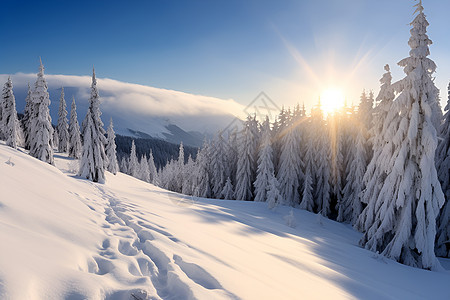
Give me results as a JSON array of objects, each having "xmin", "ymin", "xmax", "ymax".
[{"xmin": 320, "ymin": 88, "xmax": 345, "ymax": 115}]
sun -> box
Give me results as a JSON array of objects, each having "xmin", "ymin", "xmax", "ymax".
[{"xmin": 320, "ymin": 88, "xmax": 345, "ymax": 115}]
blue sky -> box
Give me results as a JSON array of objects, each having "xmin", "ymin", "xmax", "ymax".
[{"xmin": 2, "ymin": 0, "xmax": 450, "ymax": 111}]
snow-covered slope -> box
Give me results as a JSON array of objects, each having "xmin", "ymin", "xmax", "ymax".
[
  {"xmin": 0, "ymin": 143, "xmax": 449, "ymax": 299},
  {"xmin": 0, "ymin": 73, "xmax": 244, "ymax": 147}
]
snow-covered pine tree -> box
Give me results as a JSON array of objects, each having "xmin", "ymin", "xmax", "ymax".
[
  {"xmin": 221, "ymin": 177, "xmax": 234, "ymax": 200},
  {"xmin": 178, "ymin": 142, "xmax": 184, "ymax": 165},
  {"xmin": 340, "ymin": 126, "xmax": 367, "ymax": 224},
  {"xmin": 128, "ymin": 140, "xmax": 139, "ymax": 177},
  {"xmin": 357, "ymin": 89, "xmax": 375, "ymax": 160},
  {"xmin": 359, "ymin": 2, "xmax": 445, "ymax": 269},
  {"xmin": 159, "ymin": 159, "xmax": 176, "ymax": 190},
  {"xmin": 210, "ymin": 133, "xmax": 227, "ymax": 198},
  {"xmin": 338, "ymin": 103, "xmax": 357, "ymax": 216},
  {"xmin": 357, "ymin": 65, "xmax": 395, "ymax": 232},
  {"xmin": 106, "ymin": 118, "xmax": 119, "ymax": 175},
  {"xmin": 266, "ymin": 175, "xmax": 282, "ymax": 209},
  {"xmin": 52, "ymin": 128, "xmax": 59, "ymax": 150},
  {"xmin": 358, "ymin": 90, "xmax": 373, "ymax": 131},
  {"xmin": 277, "ymin": 115, "xmax": 304, "ymax": 206},
  {"xmin": 2, "ymin": 77, "xmax": 21, "ymax": 148},
  {"xmin": 193, "ymin": 144, "xmax": 211, "ymax": 198},
  {"xmin": 234, "ymin": 116, "xmax": 259, "ymax": 201},
  {"xmin": 272, "ymin": 107, "xmax": 288, "ymax": 171},
  {"xmin": 148, "ymin": 150, "xmax": 158, "ymax": 184},
  {"xmin": 435, "ymin": 82, "xmax": 450, "ymax": 258},
  {"xmin": 68, "ymin": 96, "xmax": 82, "ymax": 159},
  {"xmin": 78, "ymin": 68, "xmax": 107, "ymax": 183},
  {"xmin": 225, "ymin": 127, "xmax": 238, "ymax": 185},
  {"xmin": 57, "ymin": 87, "xmax": 69, "ymax": 153},
  {"xmin": 182, "ymin": 155, "xmax": 194, "ymax": 195},
  {"xmin": 120, "ymin": 156, "xmax": 128, "ymax": 174},
  {"xmin": 139, "ymin": 154, "xmax": 150, "ymax": 182},
  {"xmin": 175, "ymin": 142, "xmax": 185, "ymax": 192},
  {"xmin": 29, "ymin": 59, "xmax": 54, "ymax": 164},
  {"xmin": 329, "ymin": 113, "xmax": 345, "ymax": 218},
  {"xmin": 300, "ymin": 115, "xmax": 316, "ymax": 212},
  {"xmin": 22, "ymin": 83, "xmax": 33, "ymax": 149},
  {"xmin": 254, "ymin": 116, "xmax": 275, "ymax": 202},
  {"xmin": 313, "ymin": 104, "xmax": 331, "ymax": 216}
]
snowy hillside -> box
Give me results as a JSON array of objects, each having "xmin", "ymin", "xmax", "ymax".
[
  {"xmin": 0, "ymin": 73, "xmax": 244, "ymax": 147},
  {"xmin": 0, "ymin": 142, "xmax": 449, "ymax": 300}
]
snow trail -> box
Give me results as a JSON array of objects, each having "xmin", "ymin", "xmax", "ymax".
[{"xmin": 78, "ymin": 181, "xmax": 239, "ymax": 300}]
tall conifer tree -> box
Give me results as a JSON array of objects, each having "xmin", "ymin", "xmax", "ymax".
[
  {"xmin": 106, "ymin": 118, "xmax": 119, "ymax": 175},
  {"xmin": 68, "ymin": 96, "xmax": 82, "ymax": 159},
  {"xmin": 29, "ymin": 59, "xmax": 54, "ymax": 164},
  {"xmin": 78, "ymin": 68, "xmax": 107, "ymax": 183},
  {"xmin": 359, "ymin": 2, "xmax": 444, "ymax": 269},
  {"xmin": 57, "ymin": 87, "xmax": 69, "ymax": 152}
]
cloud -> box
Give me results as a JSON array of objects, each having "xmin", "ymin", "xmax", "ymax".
[{"xmin": 0, "ymin": 72, "xmax": 246, "ymax": 135}]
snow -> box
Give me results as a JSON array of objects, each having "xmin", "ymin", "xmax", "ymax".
[{"xmin": 0, "ymin": 142, "xmax": 449, "ymax": 299}]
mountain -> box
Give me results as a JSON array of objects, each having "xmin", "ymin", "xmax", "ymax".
[
  {"xmin": 0, "ymin": 73, "xmax": 244, "ymax": 147},
  {"xmin": 1, "ymin": 142, "xmax": 449, "ymax": 299}
]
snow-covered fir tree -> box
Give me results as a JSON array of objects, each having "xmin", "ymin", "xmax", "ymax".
[
  {"xmin": 357, "ymin": 65, "xmax": 395, "ymax": 232},
  {"xmin": 52, "ymin": 128, "xmax": 59, "ymax": 150},
  {"xmin": 29, "ymin": 59, "xmax": 54, "ymax": 164},
  {"xmin": 68, "ymin": 96, "xmax": 82, "ymax": 159},
  {"xmin": 178, "ymin": 142, "xmax": 184, "ymax": 165},
  {"xmin": 78, "ymin": 68, "xmax": 107, "ymax": 183},
  {"xmin": 148, "ymin": 150, "xmax": 158, "ymax": 184},
  {"xmin": 254, "ymin": 116, "xmax": 276, "ymax": 202},
  {"xmin": 2, "ymin": 77, "xmax": 21, "ymax": 148},
  {"xmin": 435, "ymin": 82, "xmax": 450, "ymax": 258},
  {"xmin": 277, "ymin": 117, "xmax": 304, "ymax": 206},
  {"xmin": 358, "ymin": 90, "xmax": 374, "ymax": 132},
  {"xmin": 105, "ymin": 118, "xmax": 119, "ymax": 175},
  {"xmin": 299, "ymin": 115, "xmax": 316, "ymax": 212},
  {"xmin": 138, "ymin": 154, "xmax": 150, "ymax": 182},
  {"xmin": 221, "ymin": 177, "xmax": 234, "ymax": 200},
  {"xmin": 22, "ymin": 84, "xmax": 33, "ymax": 149},
  {"xmin": 163, "ymin": 159, "xmax": 180, "ymax": 192},
  {"xmin": 128, "ymin": 140, "xmax": 139, "ymax": 177},
  {"xmin": 312, "ymin": 104, "xmax": 331, "ymax": 216},
  {"xmin": 182, "ymin": 155, "xmax": 195, "ymax": 195},
  {"xmin": 328, "ymin": 113, "xmax": 345, "ymax": 218},
  {"xmin": 225, "ymin": 127, "xmax": 238, "ymax": 186},
  {"xmin": 175, "ymin": 142, "xmax": 185, "ymax": 192},
  {"xmin": 272, "ymin": 107, "xmax": 288, "ymax": 171},
  {"xmin": 339, "ymin": 126, "xmax": 367, "ymax": 224},
  {"xmin": 266, "ymin": 175, "xmax": 282, "ymax": 209},
  {"xmin": 193, "ymin": 145, "xmax": 211, "ymax": 198},
  {"xmin": 120, "ymin": 157, "xmax": 128, "ymax": 174},
  {"xmin": 359, "ymin": 2, "xmax": 444, "ymax": 269},
  {"xmin": 57, "ymin": 87, "xmax": 69, "ymax": 153},
  {"xmin": 234, "ymin": 116, "xmax": 259, "ymax": 201},
  {"xmin": 210, "ymin": 134, "xmax": 227, "ymax": 198}
]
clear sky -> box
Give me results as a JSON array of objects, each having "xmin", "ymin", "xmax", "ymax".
[{"xmin": 2, "ymin": 0, "xmax": 450, "ymax": 111}]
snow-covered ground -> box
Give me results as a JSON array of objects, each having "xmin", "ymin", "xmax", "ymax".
[{"xmin": 0, "ymin": 142, "xmax": 449, "ymax": 300}]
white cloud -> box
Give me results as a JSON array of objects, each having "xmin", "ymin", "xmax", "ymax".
[{"xmin": 0, "ymin": 73, "xmax": 246, "ymax": 136}]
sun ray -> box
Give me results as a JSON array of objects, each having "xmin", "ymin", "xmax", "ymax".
[{"xmin": 320, "ymin": 88, "xmax": 345, "ymax": 115}]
